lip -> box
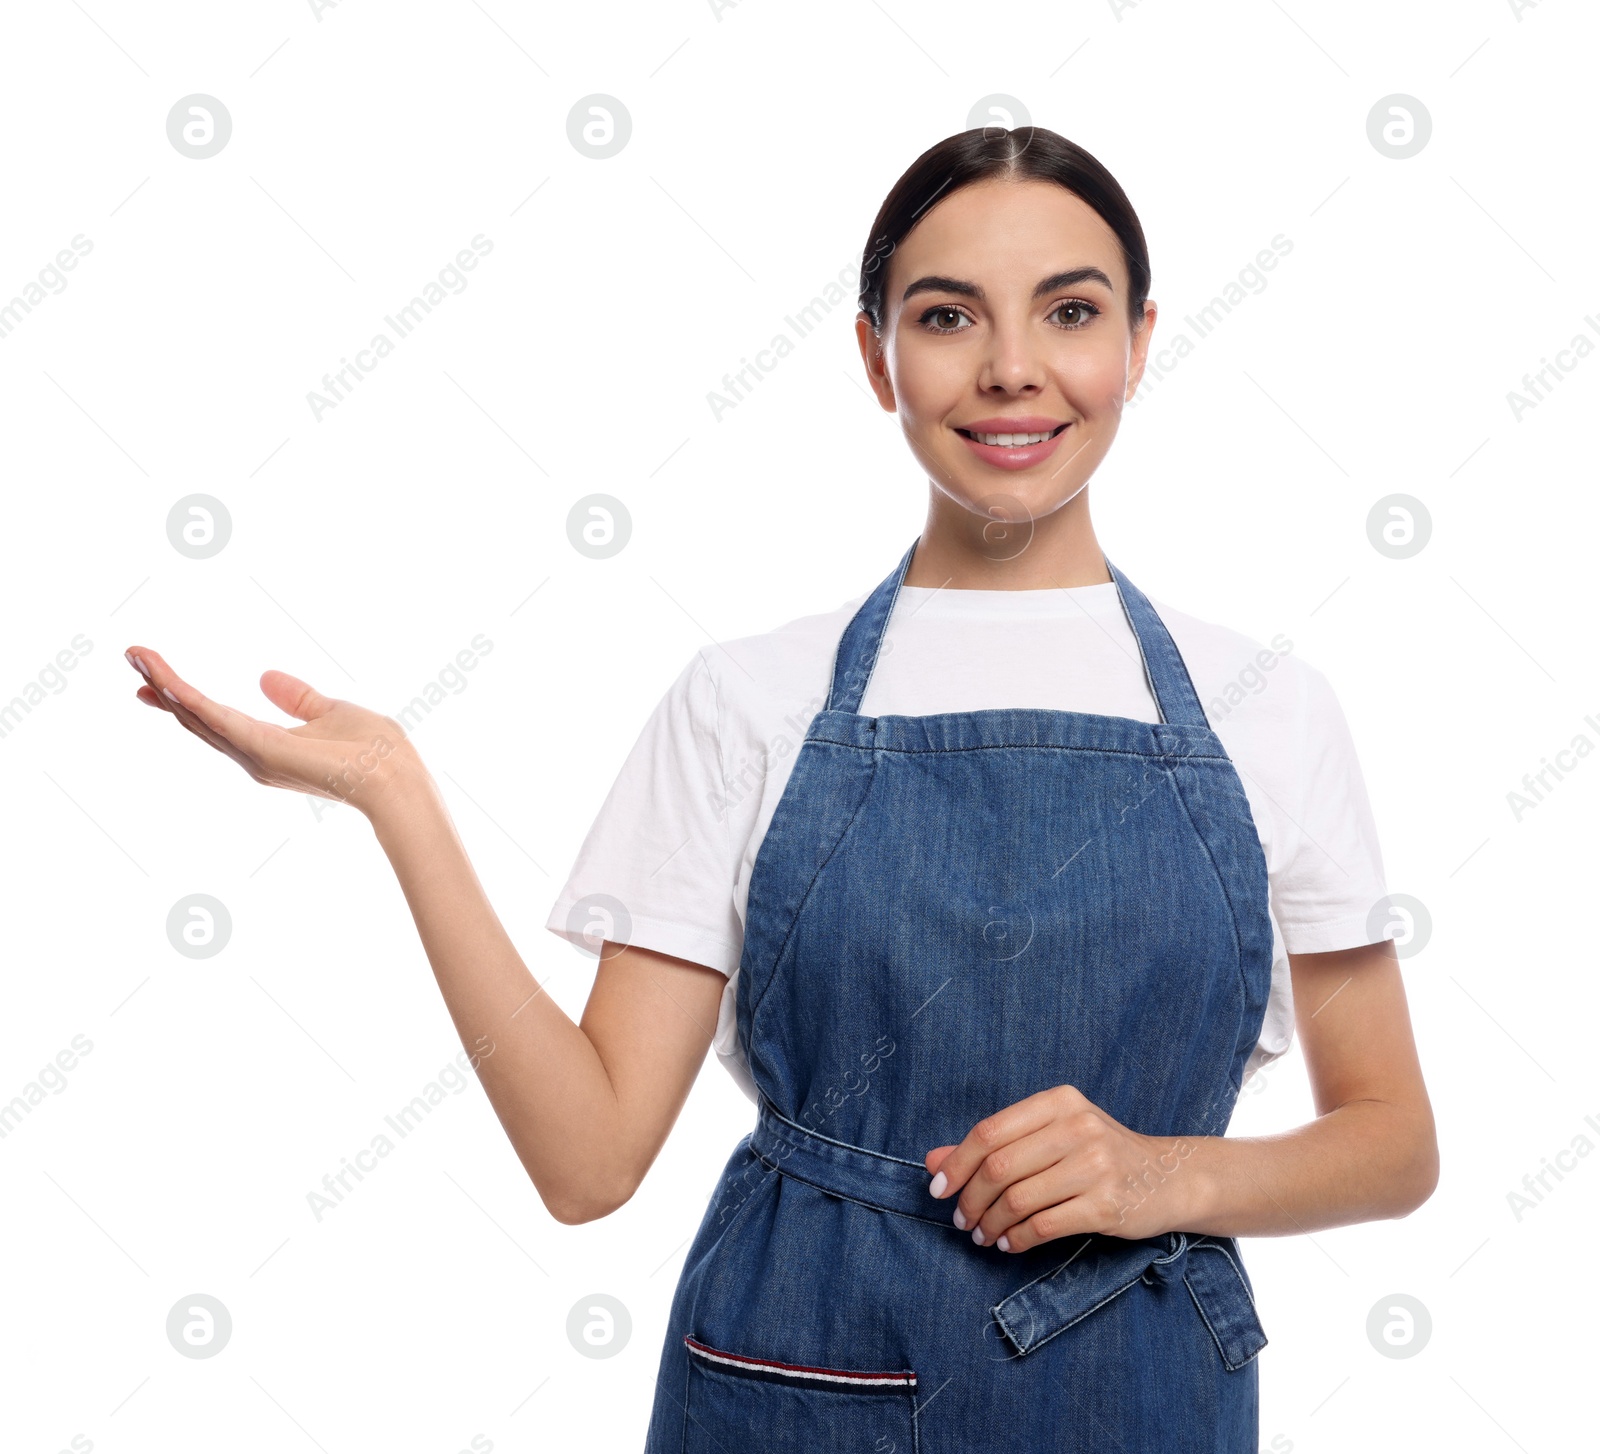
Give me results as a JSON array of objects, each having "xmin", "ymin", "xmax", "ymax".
[{"xmin": 953, "ymin": 417, "xmax": 1072, "ymax": 471}]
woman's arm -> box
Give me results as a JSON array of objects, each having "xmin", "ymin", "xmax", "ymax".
[
  {"xmin": 126, "ymin": 647, "xmax": 726, "ymax": 1225},
  {"xmin": 924, "ymin": 938, "xmax": 1439, "ymax": 1250},
  {"xmin": 1169, "ymin": 938, "xmax": 1439, "ymax": 1236},
  {"xmin": 370, "ymin": 771, "xmax": 727, "ymax": 1222}
]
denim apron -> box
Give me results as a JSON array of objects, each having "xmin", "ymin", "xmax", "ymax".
[{"xmin": 644, "ymin": 538, "xmax": 1274, "ymax": 1452}]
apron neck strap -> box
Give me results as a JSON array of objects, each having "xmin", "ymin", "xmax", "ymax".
[
  {"xmin": 824, "ymin": 535, "xmax": 1210, "ymax": 730},
  {"xmin": 824, "ymin": 538, "xmax": 918, "ymax": 714},
  {"xmin": 1103, "ymin": 558, "xmax": 1209, "ymax": 728}
]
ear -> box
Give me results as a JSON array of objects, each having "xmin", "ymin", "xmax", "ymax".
[
  {"xmin": 855, "ymin": 312, "xmax": 896, "ymax": 413},
  {"xmin": 1124, "ymin": 300, "xmax": 1158, "ymax": 401}
]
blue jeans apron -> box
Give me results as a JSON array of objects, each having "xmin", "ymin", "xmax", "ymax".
[{"xmin": 644, "ymin": 538, "xmax": 1274, "ymax": 1452}]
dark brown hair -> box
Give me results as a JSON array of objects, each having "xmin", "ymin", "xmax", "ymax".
[{"xmin": 858, "ymin": 127, "xmax": 1151, "ymax": 334}]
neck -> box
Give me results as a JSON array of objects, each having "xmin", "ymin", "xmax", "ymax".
[{"xmin": 905, "ymin": 486, "xmax": 1110, "ymax": 590}]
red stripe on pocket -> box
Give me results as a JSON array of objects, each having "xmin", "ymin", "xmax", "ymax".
[{"xmin": 684, "ymin": 1334, "xmax": 917, "ymax": 1389}]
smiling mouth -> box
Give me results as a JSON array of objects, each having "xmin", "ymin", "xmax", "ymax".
[{"xmin": 954, "ymin": 422, "xmax": 1071, "ymax": 447}]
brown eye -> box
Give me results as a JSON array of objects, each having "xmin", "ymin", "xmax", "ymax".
[
  {"xmin": 919, "ymin": 306, "xmax": 970, "ymax": 334},
  {"xmin": 1050, "ymin": 300, "xmax": 1100, "ymax": 329}
]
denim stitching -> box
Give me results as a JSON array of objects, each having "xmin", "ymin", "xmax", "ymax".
[
  {"xmin": 758, "ymin": 1100, "xmax": 927, "ymax": 1170},
  {"xmin": 1160, "ymin": 765, "xmax": 1247, "ymax": 998},
  {"xmin": 1150, "ymin": 1231, "xmax": 1189, "ymax": 1266},
  {"xmin": 748, "ymin": 1151, "xmax": 950, "ymax": 1226},
  {"xmin": 1107, "ymin": 557, "xmax": 1170, "ymax": 727},
  {"xmin": 1183, "ymin": 1241, "xmax": 1267, "ymax": 1371},
  {"xmin": 758, "ymin": 1109, "xmax": 929, "ymax": 1175},
  {"xmin": 679, "ymin": 1330, "xmax": 691, "ymax": 1453},
  {"xmin": 808, "ymin": 736, "xmax": 1232, "ymax": 763},
  {"xmin": 685, "ymin": 1333, "xmax": 917, "ymax": 1388},
  {"xmin": 1181, "ymin": 1271, "xmax": 1242, "ymax": 1372},
  {"xmin": 744, "ymin": 740, "xmax": 883, "ymax": 1040},
  {"xmin": 849, "ymin": 537, "xmax": 916, "ymax": 710},
  {"xmin": 993, "ymin": 1273, "xmax": 1146, "ymax": 1357},
  {"xmin": 1194, "ymin": 1237, "xmax": 1262, "ymax": 1314},
  {"xmin": 985, "ymin": 1232, "xmax": 1100, "ymax": 1305}
]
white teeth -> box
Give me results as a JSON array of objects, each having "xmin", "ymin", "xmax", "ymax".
[{"xmin": 973, "ymin": 429, "xmax": 1055, "ymax": 446}]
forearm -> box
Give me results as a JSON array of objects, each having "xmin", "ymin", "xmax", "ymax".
[
  {"xmin": 365, "ymin": 764, "xmax": 628, "ymax": 1222},
  {"xmin": 1150, "ymin": 1098, "xmax": 1439, "ymax": 1239}
]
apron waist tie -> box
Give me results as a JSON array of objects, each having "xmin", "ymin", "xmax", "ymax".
[{"xmin": 749, "ymin": 1098, "xmax": 1268, "ymax": 1372}]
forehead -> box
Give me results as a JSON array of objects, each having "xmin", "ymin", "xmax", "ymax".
[{"xmin": 885, "ymin": 177, "xmax": 1127, "ymax": 302}]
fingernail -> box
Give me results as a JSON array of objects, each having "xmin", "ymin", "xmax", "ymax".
[
  {"xmin": 970, "ymin": 1227, "xmax": 985, "ymax": 1246},
  {"xmin": 133, "ymin": 655, "xmax": 150, "ymax": 678},
  {"xmin": 997, "ymin": 1234, "xmax": 1011, "ymax": 1251},
  {"xmin": 929, "ymin": 1172, "xmax": 947, "ymax": 1198},
  {"xmin": 162, "ymin": 687, "xmax": 180, "ymax": 704},
  {"xmin": 951, "ymin": 1206, "xmax": 967, "ymax": 1230}
]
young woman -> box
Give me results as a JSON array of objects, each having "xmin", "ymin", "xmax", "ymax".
[{"xmin": 126, "ymin": 127, "xmax": 1438, "ymax": 1451}]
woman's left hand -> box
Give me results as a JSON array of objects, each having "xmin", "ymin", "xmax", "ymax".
[{"xmin": 924, "ymin": 1083, "xmax": 1202, "ymax": 1251}]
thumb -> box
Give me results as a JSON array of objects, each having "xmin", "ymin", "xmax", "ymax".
[
  {"xmin": 924, "ymin": 1145, "xmax": 958, "ymax": 1176},
  {"xmin": 260, "ymin": 669, "xmax": 338, "ymax": 722}
]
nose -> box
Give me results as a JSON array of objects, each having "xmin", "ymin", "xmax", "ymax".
[{"xmin": 976, "ymin": 312, "xmax": 1048, "ymax": 396}]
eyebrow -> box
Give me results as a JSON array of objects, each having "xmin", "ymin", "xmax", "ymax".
[{"xmin": 900, "ymin": 267, "xmax": 1116, "ymax": 304}]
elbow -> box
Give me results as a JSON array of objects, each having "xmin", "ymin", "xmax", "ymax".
[
  {"xmin": 542, "ymin": 1170, "xmax": 641, "ymax": 1226},
  {"xmin": 1407, "ymin": 1144, "xmax": 1441, "ymax": 1215},
  {"xmin": 547, "ymin": 1200, "xmax": 605, "ymax": 1226},
  {"xmin": 1390, "ymin": 1121, "xmax": 1441, "ymax": 1219},
  {"xmin": 547, "ymin": 1194, "xmax": 623, "ymax": 1226}
]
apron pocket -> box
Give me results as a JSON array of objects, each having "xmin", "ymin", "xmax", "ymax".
[{"xmin": 682, "ymin": 1333, "xmax": 918, "ymax": 1453}]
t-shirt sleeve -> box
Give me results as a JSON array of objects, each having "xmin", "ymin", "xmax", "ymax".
[
  {"xmin": 543, "ymin": 649, "xmax": 742, "ymax": 975},
  {"xmin": 1270, "ymin": 662, "xmax": 1399, "ymax": 956}
]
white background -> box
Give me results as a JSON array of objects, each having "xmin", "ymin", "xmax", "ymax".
[{"xmin": 1, "ymin": 1, "xmax": 1594, "ymax": 1450}]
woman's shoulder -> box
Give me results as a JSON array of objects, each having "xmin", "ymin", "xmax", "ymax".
[
  {"xmin": 1145, "ymin": 594, "xmax": 1342, "ymax": 734},
  {"xmin": 687, "ymin": 588, "xmax": 870, "ymax": 708}
]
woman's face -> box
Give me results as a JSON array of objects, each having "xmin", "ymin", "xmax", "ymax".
[{"xmin": 856, "ymin": 177, "xmax": 1156, "ymax": 527}]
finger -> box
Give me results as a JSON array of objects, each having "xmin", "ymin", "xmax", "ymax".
[
  {"xmin": 923, "ymin": 1145, "xmax": 957, "ymax": 1176},
  {"xmin": 133, "ymin": 649, "xmax": 281, "ymax": 773},
  {"xmin": 131, "ymin": 664, "xmax": 191, "ymax": 717},
  {"xmin": 128, "ymin": 645, "xmax": 211, "ymax": 705},
  {"xmin": 164, "ymin": 695, "xmax": 268, "ymax": 778},
  {"xmin": 156, "ymin": 670, "xmax": 250, "ymax": 742},
  {"xmin": 259, "ymin": 668, "xmax": 339, "ymax": 723},
  {"xmin": 957, "ymin": 1126, "xmax": 1077, "ymax": 1244},
  {"xmin": 161, "ymin": 675, "xmax": 282, "ymax": 767},
  {"xmin": 130, "ymin": 651, "xmax": 241, "ymax": 750},
  {"xmin": 992, "ymin": 1188, "xmax": 1102, "ymax": 1254},
  {"xmin": 128, "ymin": 645, "xmax": 208, "ymax": 718},
  {"xmin": 927, "ymin": 1087, "xmax": 1066, "ymax": 1203},
  {"xmin": 124, "ymin": 647, "xmax": 157, "ymax": 685}
]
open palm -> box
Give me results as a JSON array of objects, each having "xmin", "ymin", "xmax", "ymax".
[{"xmin": 125, "ymin": 644, "xmax": 421, "ymax": 816}]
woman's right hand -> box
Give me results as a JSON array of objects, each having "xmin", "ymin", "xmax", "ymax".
[{"xmin": 125, "ymin": 645, "xmax": 425, "ymax": 820}]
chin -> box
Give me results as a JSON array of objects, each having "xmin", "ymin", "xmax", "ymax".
[{"xmin": 945, "ymin": 479, "xmax": 1078, "ymax": 526}]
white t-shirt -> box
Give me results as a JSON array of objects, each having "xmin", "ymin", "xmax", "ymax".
[{"xmin": 545, "ymin": 577, "xmax": 1396, "ymax": 1104}]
